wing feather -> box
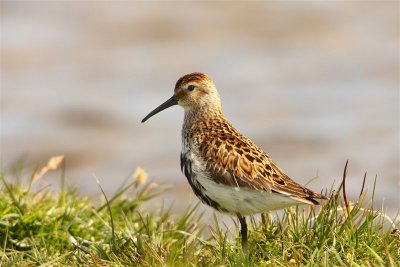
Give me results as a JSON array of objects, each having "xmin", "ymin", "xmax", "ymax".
[{"xmin": 196, "ymin": 119, "xmax": 327, "ymax": 203}]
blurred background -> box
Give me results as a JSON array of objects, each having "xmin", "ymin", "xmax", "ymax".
[{"xmin": 1, "ymin": 2, "xmax": 399, "ymax": 217}]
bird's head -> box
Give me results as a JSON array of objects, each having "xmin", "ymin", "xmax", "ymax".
[{"xmin": 142, "ymin": 72, "xmax": 221, "ymax": 123}]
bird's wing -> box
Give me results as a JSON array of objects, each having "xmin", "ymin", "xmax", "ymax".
[{"xmin": 198, "ymin": 130, "xmax": 326, "ymax": 204}]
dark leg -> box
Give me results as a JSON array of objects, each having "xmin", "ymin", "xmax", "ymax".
[
  {"xmin": 238, "ymin": 215, "xmax": 248, "ymax": 252},
  {"xmin": 261, "ymin": 213, "xmax": 266, "ymax": 225}
]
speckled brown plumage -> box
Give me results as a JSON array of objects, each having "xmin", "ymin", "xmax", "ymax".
[
  {"xmin": 189, "ymin": 114, "xmax": 325, "ymax": 204},
  {"xmin": 142, "ymin": 72, "xmax": 327, "ymax": 251}
]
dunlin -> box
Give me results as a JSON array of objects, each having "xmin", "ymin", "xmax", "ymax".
[{"xmin": 142, "ymin": 72, "xmax": 327, "ymax": 251}]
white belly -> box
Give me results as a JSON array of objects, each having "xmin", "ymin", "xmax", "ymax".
[
  {"xmin": 194, "ymin": 169, "xmax": 302, "ymax": 216},
  {"xmin": 182, "ymin": 142, "xmax": 303, "ymax": 216}
]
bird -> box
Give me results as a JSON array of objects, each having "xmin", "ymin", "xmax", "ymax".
[{"xmin": 141, "ymin": 72, "xmax": 327, "ymax": 251}]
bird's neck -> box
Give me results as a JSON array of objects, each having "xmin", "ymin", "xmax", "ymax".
[
  {"xmin": 184, "ymin": 104, "xmax": 222, "ymax": 127},
  {"xmin": 182, "ymin": 105, "xmax": 224, "ymax": 145}
]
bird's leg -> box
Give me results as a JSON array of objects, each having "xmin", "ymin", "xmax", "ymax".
[
  {"xmin": 261, "ymin": 212, "xmax": 269, "ymax": 231},
  {"xmin": 261, "ymin": 213, "xmax": 266, "ymax": 225},
  {"xmin": 238, "ymin": 215, "xmax": 248, "ymax": 252}
]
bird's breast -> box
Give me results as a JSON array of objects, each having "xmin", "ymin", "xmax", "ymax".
[
  {"xmin": 180, "ymin": 149, "xmax": 228, "ymax": 212},
  {"xmin": 180, "ymin": 137, "xmax": 302, "ymax": 215}
]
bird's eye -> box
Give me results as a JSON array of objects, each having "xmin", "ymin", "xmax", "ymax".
[{"xmin": 187, "ymin": 85, "xmax": 195, "ymax": 91}]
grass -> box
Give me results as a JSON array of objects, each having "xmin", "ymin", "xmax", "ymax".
[{"xmin": 0, "ymin": 157, "xmax": 399, "ymax": 266}]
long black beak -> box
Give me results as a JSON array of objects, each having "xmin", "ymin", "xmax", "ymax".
[{"xmin": 141, "ymin": 95, "xmax": 178, "ymax": 123}]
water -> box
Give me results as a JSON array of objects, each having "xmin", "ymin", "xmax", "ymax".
[{"xmin": 1, "ymin": 2, "xmax": 399, "ymax": 217}]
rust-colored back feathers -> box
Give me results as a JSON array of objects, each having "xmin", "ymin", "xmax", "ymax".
[{"xmin": 187, "ymin": 111, "xmax": 326, "ymax": 205}]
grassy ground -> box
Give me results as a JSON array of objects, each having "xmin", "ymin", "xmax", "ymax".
[{"xmin": 1, "ymin": 157, "xmax": 399, "ymax": 266}]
